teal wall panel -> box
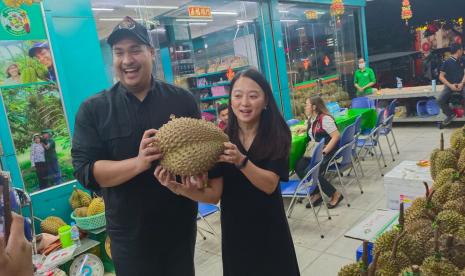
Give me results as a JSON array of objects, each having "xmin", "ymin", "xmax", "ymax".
[
  {"xmin": 286, "ymin": 0, "xmax": 366, "ymax": 6},
  {"xmin": 161, "ymin": 47, "xmax": 174, "ymax": 84}
]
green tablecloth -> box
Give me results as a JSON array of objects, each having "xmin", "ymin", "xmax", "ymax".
[{"xmin": 289, "ymin": 108, "xmax": 377, "ymax": 171}]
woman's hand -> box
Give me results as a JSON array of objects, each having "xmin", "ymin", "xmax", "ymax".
[
  {"xmin": 154, "ymin": 166, "xmax": 180, "ymax": 195},
  {"xmin": 218, "ymin": 142, "xmax": 246, "ymax": 167},
  {"xmin": 182, "ymin": 173, "xmax": 208, "ymax": 190}
]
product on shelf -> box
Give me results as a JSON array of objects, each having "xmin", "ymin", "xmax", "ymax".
[
  {"xmin": 152, "ymin": 117, "xmax": 229, "ymax": 176},
  {"xmin": 87, "ymin": 197, "xmax": 105, "ymax": 216},
  {"xmin": 69, "ymin": 187, "xmax": 91, "ymax": 210}
]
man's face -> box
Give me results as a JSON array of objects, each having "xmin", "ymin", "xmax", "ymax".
[
  {"xmin": 112, "ymin": 38, "xmax": 154, "ymax": 92},
  {"xmin": 35, "ymin": 48, "xmax": 53, "ymax": 68},
  {"xmin": 42, "ymin": 133, "xmax": 49, "ymax": 139},
  {"xmin": 219, "ymin": 108, "xmax": 229, "ymax": 124}
]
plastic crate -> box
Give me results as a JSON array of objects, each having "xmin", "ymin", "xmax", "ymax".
[
  {"xmin": 356, "ymin": 242, "xmax": 373, "ymax": 265},
  {"xmin": 426, "ymin": 98, "xmax": 440, "ymax": 116},
  {"xmin": 70, "ymin": 211, "xmax": 106, "ymax": 230},
  {"xmin": 416, "ymin": 100, "xmax": 429, "ymax": 117}
]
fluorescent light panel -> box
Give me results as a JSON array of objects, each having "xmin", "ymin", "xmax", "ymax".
[
  {"xmin": 280, "ymin": 19, "xmax": 298, "ymax": 22},
  {"xmin": 99, "ymin": 18, "xmax": 142, "ymax": 21},
  {"xmin": 189, "ymin": 22, "xmax": 208, "ymax": 26},
  {"xmin": 92, "ymin": 8, "xmax": 114, "ymax": 11},
  {"xmin": 211, "ymin": 11, "xmax": 238, "ymax": 15},
  {"xmin": 124, "ymin": 5, "xmax": 178, "ymax": 9},
  {"xmin": 236, "ymin": 19, "xmax": 253, "ymax": 24}
]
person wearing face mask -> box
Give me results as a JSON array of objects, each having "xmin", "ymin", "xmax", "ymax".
[
  {"xmin": 155, "ymin": 69, "xmax": 300, "ymax": 276},
  {"xmin": 71, "ymin": 17, "xmax": 200, "ymax": 275},
  {"xmin": 354, "ymin": 58, "xmax": 376, "ymax": 96}
]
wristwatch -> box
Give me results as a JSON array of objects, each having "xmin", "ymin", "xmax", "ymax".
[{"xmin": 236, "ymin": 156, "xmax": 249, "ymax": 169}]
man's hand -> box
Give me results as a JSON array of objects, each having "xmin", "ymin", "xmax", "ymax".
[
  {"xmin": 457, "ymin": 82, "xmax": 464, "ymax": 91},
  {"xmin": 0, "ymin": 213, "xmax": 33, "ymax": 276},
  {"xmin": 136, "ymin": 129, "xmax": 163, "ymax": 173}
]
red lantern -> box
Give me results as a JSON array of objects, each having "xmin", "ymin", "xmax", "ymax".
[
  {"xmin": 330, "ymin": 0, "xmax": 345, "ymax": 24},
  {"xmin": 401, "ymin": 0, "xmax": 412, "ymax": 25}
]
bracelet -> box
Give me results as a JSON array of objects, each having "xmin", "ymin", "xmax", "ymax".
[{"xmin": 236, "ymin": 156, "xmax": 249, "ymax": 169}]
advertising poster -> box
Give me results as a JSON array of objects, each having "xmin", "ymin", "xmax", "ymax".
[{"xmin": 0, "ymin": 2, "xmax": 73, "ymax": 193}]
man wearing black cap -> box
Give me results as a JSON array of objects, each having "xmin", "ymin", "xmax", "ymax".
[
  {"xmin": 71, "ymin": 17, "xmax": 200, "ymax": 275},
  {"xmin": 29, "ymin": 42, "xmax": 56, "ymax": 82},
  {"xmin": 438, "ymin": 43, "xmax": 465, "ymax": 125}
]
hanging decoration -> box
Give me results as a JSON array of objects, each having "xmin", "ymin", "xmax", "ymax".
[
  {"xmin": 330, "ymin": 0, "xmax": 344, "ymax": 25},
  {"xmin": 401, "ymin": 0, "xmax": 413, "ymax": 25},
  {"xmin": 2, "ymin": 0, "xmax": 39, "ymax": 8}
]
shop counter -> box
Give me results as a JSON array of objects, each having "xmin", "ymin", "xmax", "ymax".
[{"xmin": 289, "ymin": 108, "xmax": 377, "ymax": 171}]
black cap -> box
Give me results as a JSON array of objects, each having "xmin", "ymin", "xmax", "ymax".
[
  {"xmin": 107, "ymin": 16, "xmax": 151, "ymax": 47},
  {"xmin": 450, "ymin": 43, "xmax": 463, "ymax": 54}
]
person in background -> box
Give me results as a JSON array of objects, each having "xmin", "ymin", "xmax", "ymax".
[
  {"xmin": 295, "ymin": 96, "xmax": 343, "ymax": 209},
  {"xmin": 3, "ymin": 64, "xmax": 21, "ymax": 85},
  {"xmin": 72, "ymin": 16, "xmax": 200, "ymax": 276},
  {"xmin": 155, "ymin": 69, "xmax": 300, "ymax": 276},
  {"xmin": 41, "ymin": 130, "xmax": 61, "ymax": 185},
  {"xmin": 217, "ymin": 103, "xmax": 229, "ymax": 130},
  {"xmin": 28, "ymin": 42, "xmax": 56, "ymax": 82},
  {"xmin": 30, "ymin": 134, "xmax": 48, "ymax": 190},
  {"xmin": 354, "ymin": 58, "xmax": 376, "ymax": 96},
  {"xmin": 437, "ymin": 43, "xmax": 465, "ymax": 126},
  {"xmin": 0, "ymin": 212, "xmax": 33, "ymax": 276}
]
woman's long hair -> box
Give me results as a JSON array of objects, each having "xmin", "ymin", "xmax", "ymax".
[
  {"xmin": 226, "ymin": 69, "xmax": 291, "ymax": 161},
  {"xmin": 308, "ymin": 95, "xmax": 331, "ymax": 117},
  {"xmin": 6, "ymin": 63, "xmax": 20, "ymax": 78}
]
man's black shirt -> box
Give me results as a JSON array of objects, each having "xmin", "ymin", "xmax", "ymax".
[
  {"xmin": 71, "ymin": 79, "xmax": 200, "ymax": 256},
  {"xmin": 440, "ymin": 56, "xmax": 465, "ymax": 84}
]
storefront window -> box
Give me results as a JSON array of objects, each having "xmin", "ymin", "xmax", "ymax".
[
  {"xmin": 92, "ymin": 0, "xmax": 264, "ymax": 123},
  {"xmin": 278, "ymin": 2, "xmax": 360, "ymax": 119}
]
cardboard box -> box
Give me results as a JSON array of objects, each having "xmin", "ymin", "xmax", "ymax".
[{"xmin": 383, "ymin": 160, "xmax": 432, "ymax": 210}]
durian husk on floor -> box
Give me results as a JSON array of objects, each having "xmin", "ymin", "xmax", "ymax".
[
  {"xmin": 153, "ymin": 117, "xmax": 229, "ymax": 176},
  {"xmin": 430, "ymin": 133, "xmax": 457, "ymax": 181}
]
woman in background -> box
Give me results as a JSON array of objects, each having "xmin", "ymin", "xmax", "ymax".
[{"xmin": 3, "ymin": 64, "xmax": 21, "ymax": 85}]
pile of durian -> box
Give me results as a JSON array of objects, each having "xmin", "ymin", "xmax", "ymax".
[
  {"xmin": 338, "ymin": 130, "xmax": 465, "ymax": 276},
  {"xmin": 69, "ymin": 186, "xmax": 105, "ymax": 218}
]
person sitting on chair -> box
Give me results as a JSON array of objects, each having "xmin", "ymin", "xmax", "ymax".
[{"xmin": 438, "ymin": 43, "xmax": 465, "ymax": 126}]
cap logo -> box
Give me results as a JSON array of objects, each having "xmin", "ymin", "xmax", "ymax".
[{"xmin": 118, "ymin": 17, "xmax": 136, "ymax": 30}]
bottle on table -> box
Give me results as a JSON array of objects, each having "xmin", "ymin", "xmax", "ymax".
[{"xmin": 70, "ymin": 222, "xmax": 81, "ymax": 247}]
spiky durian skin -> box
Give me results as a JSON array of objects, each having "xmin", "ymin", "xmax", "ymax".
[
  {"xmin": 87, "ymin": 197, "xmax": 105, "ymax": 216},
  {"xmin": 430, "ymin": 149, "xmax": 457, "ymax": 180},
  {"xmin": 40, "ymin": 216, "xmax": 66, "ymax": 235},
  {"xmin": 451, "ymin": 128, "xmax": 465, "ymax": 153},
  {"xmin": 433, "ymin": 168, "xmax": 459, "ymax": 190},
  {"xmin": 155, "ymin": 117, "xmax": 229, "ymax": 176},
  {"xmin": 421, "ymin": 256, "xmax": 460, "ymax": 276},
  {"xmin": 446, "ymin": 182, "xmax": 465, "ymax": 202},
  {"xmin": 69, "ymin": 188, "xmax": 92, "ymax": 210},
  {"xmin": 432, "ymin": 183, "xmax": 452, "ymax": 207},
  {"xmin": 405, "ymin": 197, "xmax": 439, "ymax": 225},
  {"xmin": 373, "ymin": 229, "xmax": 401, "ymax": 255},
  {"xmin": 399, "ymin": 266, "xmax": 423, "ymax": 276},
  {"xmin": 443, "ymin": 197, "xmax": 465, "ymax": 216},
  {"xmin": 436, "ymin": 210, "xmax": 465, "ymax": 235},
  {"xmin": 338, "ymin": 262, "xmax": 363, "ymax": 276},
  {"xmin": 377, "ymin": 251, "xmax": 411, "ymax": 275}
]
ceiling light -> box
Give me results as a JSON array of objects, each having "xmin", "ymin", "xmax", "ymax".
[
  {"xmin": 92, "ymin": 8, "xmax": 114, "ymax": 11},
  {"xmin": 280, "ymin": 19, "xmax": 298, "ymax": 22},
  {"xmin": 278, "ymin": 10, "xmax": 289, "ymax": 13},
  {"xmin": 99, "ymin": 18, "xmax": 143, "ymax": 21},
  {"xmin": 211, "ymin": 11, "xmax": 238, "ymax": 15},
  {"xmin": 189, "ymin": 22, "xmax": 208, "ymax": 26},
  {"xmin": 176, "ymin": 18, "xmax": 213, "ymax": 22},
  {"xmin": 124, "ymin": 5, "xmax": 178, "ymax": 9},
  {"xmin": 296, "ymin": 27, "xmax": 304, "ymax": 31},
  {"xmin": 176, "ymin": 50, "xmax": 192, "ymax": 53},
  {"xmin": 236, "ymin": 20, "xmax": 253, "ymax": 24}
]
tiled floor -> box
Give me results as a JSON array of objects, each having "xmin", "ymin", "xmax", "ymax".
[{"xmin": 192, "ymin": 124, "xmax": 458, "ymax": 276}]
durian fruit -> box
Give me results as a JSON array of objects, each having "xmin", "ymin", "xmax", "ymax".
[
  {"xmin": 405, "ymin": 183, "xmax": 438, "ymax": 224},
  {"xmin": 443, "ymin": 196, "xmax": 465, "ymax": 216},
  {"xmin": 446, "ymin": 182, "xmax": 465, "ymax": 202},
  {"xmin": 451, "ymin": 127, "xmax": 465, "ymax": 153},
  {"xmin": 430, "ymin": 133, "xmax": 457, "ymax": 180},
  {"xmin": 69, "ymin": 186, "xmax": 92, "ymax": 210},
  {"xmin": 432, "ymin": 182, "xmax": 452, "ymax": 207},
  {"xmin": 458, "ymin": 147, "xmax": 465, "ymax": 173},
  {"xmin": 74, "ymin": 207, "xmax": 88, "ymax": 217},
  {"xmin": 436, "ymin": 210, "xmax": 465, "ymax": 235},
  {"xmin": 87, "ymin": 197, "xmax": 105, "ymax": 216},
  {"xmin": 376, "ymin": 232, "xmax": 411, "ymax": 275},
  {"xmin": 154, "ymin": 117, "xmax": 229, "ymax": 176},
  {"xmin": 421, "ymin": 230, "xmax": 460, "ymax": 276},
  {"xmin": 40, "ymin": 216, "xmax": 66, "ymax": 235},
  {"xmin": 443, "ymin": 235, "xmax": 465, "ymax": 270},
  {"xmin": 433, "ymin": 168, "xmax": 459, "ymax": 190},
  {"xmin": 338, "ymin": 240, "xmax": 370, "ymax": 276},
  {"xmin": 456, "ymin": 227, "xmax": 465, "ymax": 240}
]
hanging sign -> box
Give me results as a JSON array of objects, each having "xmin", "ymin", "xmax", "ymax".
[
  {"xmin": 305, "ymin": 10, "xmax": 318, "ymax": 20},
  {"xmin": 401, "ymin": 0, "xmax": 412, "ymax": 25},
  {"xmin": 188, "ymin": 6, "xmax": 212, "ymax": 18}
]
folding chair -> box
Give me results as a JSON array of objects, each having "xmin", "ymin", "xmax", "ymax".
[
  {"xmin": 357, "ymin": 109, "xmax": 387, "ymax": 176},
  {"xmin": 350, "ymin": 115, "xmax": 365, "ymax": 177},
  {"xmin": 281, "ymin": 139, "xmax": 330, "ymax": 239},
  {"xmin": 197, "ymin": 202, "xmax": 220, "ymax": 240},
  {"xmin": 325, "ymin": 123, "xmax": 363, "ymax": 208},
  {"xmin": 380, "ymin": 114, "xmax": 400, "ymax": 162}
]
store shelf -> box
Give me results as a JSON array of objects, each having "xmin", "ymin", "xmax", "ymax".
[
  {"xmin": 86, "ymin": 227, "xmax": 106, "ymax": 235},
  {"xmin": 202, "ymin": 108, "xmax": 217, "ymax": 113},
  {"xmin": 192, "ymin": 82, "xmax": 231, "ymax": 90},
  {"xmin": 200, "ymin": 95, "xmax": 229, "ymax": 102},
  {"xmin": 368, "ymin": 85, "xmax": 445, "ymax": 100},
  {"xmin": 193, "ymin": 65, "xmax": 249, "ymax": 78},
  {"xmin": 73, "ymin": 238, "xmax": 100, "ymax": 258}
]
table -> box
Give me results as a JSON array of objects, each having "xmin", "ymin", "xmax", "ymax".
[
  {"xmin": 344, "ymin": 209, "xmax": 399, "ymax": 242},
  {"xmin": 289, "ymin": 108, "xmax": 377, "ymax": 171}
]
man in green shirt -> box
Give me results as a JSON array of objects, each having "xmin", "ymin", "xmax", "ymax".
[{"xmin": 354, "ymin": 58, "xmax": 376, "ymax": 96}]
